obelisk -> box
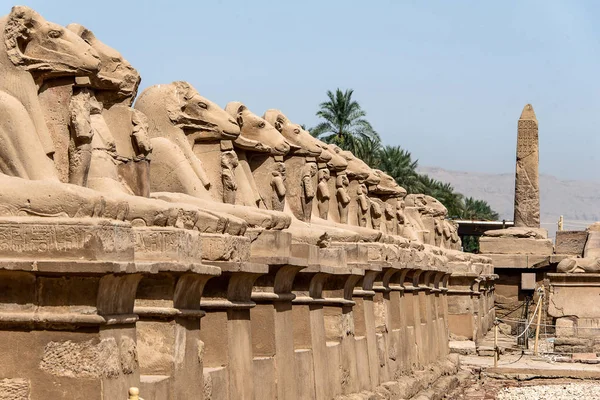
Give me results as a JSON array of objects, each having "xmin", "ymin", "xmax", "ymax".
[{"xmin": 513, "ymin": 104, "xmax": 540, "ymax": 228}]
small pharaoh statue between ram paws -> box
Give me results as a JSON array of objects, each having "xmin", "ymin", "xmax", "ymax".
[
  {"xmin": 270, "ymin": 161, "xmax": 286, "ymax": 212},
  {"xmin": 316, "ymin": 168, "xmax": 331, "ymax": 219}
]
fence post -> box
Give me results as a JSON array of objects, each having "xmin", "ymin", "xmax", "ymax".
[
  {"xmin": 558, "ymin": 215, "xmax": 564, "ymax": 231},
  {"xmin": 534, "ymin": 287, "xmax": 544, "ymax": 356},
  {"xmin": 494, "ymin": 318, "xmax": 499, "ymax": 368}
]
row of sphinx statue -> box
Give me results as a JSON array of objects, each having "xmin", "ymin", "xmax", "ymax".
[{"xmin": 0, "ymin": 6, "xmax": 461, "ymax": 256}]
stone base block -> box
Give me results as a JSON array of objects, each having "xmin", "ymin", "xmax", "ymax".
[
  {"xmin": 204, "ymin": 367, "xmax": 228, "ymax": 400},
  {"xmin": 319, "ymin": 246, "xmax": 347, "ymax": 268},
  {"xmin": 336, "ymin": 242, "xmax": 368, "ymax": 264},
  {"xmin": 555, "ymin": 231, "xmax": 588, "ymax": 256},
  {"xmin": 448, "ymin": 314, "xmax": 474, "ymax": 340},
  {"xmin": 0, "ymin": 217, "xmax": 134, "ymax": 262},
  {"xmin": 479, "ymin": 237, "xmax": 553, "ymax": 255},
  {"xmin": 446, "ymin": 261, "xmax": 471, "ymax": 274},
  {"xmin": 449, "ymin": 340, "xmax": 476, "ymax": 355},
  {"xmin": 134, "ymin": 227, "xmax": 202, "ymax": 262},
  {"xmin": 555, "ymin": 317, "xmax": 600, "ymax": 339},
  {"xmin": 291, "ymin": 243, "xmax": 319, "ymax": 266},
  {"xmin": 364, "ymin": 242, "xmax": 403, "ymax": 264},
  {"xmin": 553, "ymin": 336, "xmax": 595, "ymax": 354},
  {"xmin": 548, "ymin": 273, "xmax": 600, "ymax": 320},
  {"xmin": 248, "ymin": 230, "xmax": 291, "ymax": 260},
  {"xmin": 253, "ymin": 357, "xmax": 275, "ymax": 399},
  {"xmin": 201, "ymin": 233, "xmax": 250, "ymax": 262},
  {"xmin": 0, "ymin": 264, "xmax": 139, "ymax": 328},
  {"xmin": 585, "ymin": 231, "xmax": 600, "ymax": 258},
  {"xmin": 484, "ymin": 227, "xmax": 548, "ymax": 239},
  {"xmin": 140, "ymin": 375, "xmax": 170, "ymax": 400},
  {"xmin": 0, "ymin": 327, "xmax": 138, "ymax": 400},
  {"xmin": 294, "ymin": 349, "xmax": 315, "ymax": 399},
  {"xmin": 485, "ymin": 253, "xmax": 550, "ymax": 269}
]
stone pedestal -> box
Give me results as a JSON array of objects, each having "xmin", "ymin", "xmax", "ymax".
[
  {"xmin": 372, "ymin": 264, "xmax": 402, "ymax": 381},
  {"xmin": 548, "ymin": 273, "xmax": 600, "ymax": 353},
  {"xmin": 555, "ymin": 231, "xmax": 588, "ymax": 256},
  {"xmin": 479, "ymin": 237, "xmax": 553, "ymax": 255},
  {"xmin": 0, "ymin": 217, "xmax": 140, "ymax": 400},
  {"xmin": 200, "ymin": 261, "xmax": 268, "ymax": 400},
  {"xmin": 133, "ymin": 227, "xmax": 219, "ymax": 400},
  {"xmin": 291, "ymin": 258, "xmax": 362, "ymax": 400},
  {"xmin": 250, "ymin": 256, "xmax": 307, "ymax": 400},
  {"xmin": 136, "ymin": 266, "xmax": 219, "ymax": 400},
  {"xmin": 447, "ymin": 271, "xmax": 480, "ymax": 341},
  {"xmin": 351, "ymin": 267, "xmax": 380, "ymax": 391}
]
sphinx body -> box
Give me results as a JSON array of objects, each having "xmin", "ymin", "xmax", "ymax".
[
  {"xmin": 30, "ymin": 24, "xmax": 246, "ymax": 234},
  {"xmin": 135, "ymin": 88, "xmax": 363, "ymax": 245},
  {"xmin": 558, "ymin": 257, "xmax": 600, "ymax": 273},
  {"xmin": 0, "ymin": 6, "xmax": 154, "ymax": 221},
  {"xmin": 322, "ymin": 143, "xmax": 445, "ymax": 248},
  {"xmin": 0, "ymin": 7, "xmax": 98, "ymax": 181},
  {"xmin": 134, "ymin": 83, "xmax": 291, "ymax": 231},
  {"xmin": 262, "ymin": 110, "xmax": 391, "ymax": 243},
  {"xmin": 225, "ymin": 103, "xmax": 365, "ymax": 244}
]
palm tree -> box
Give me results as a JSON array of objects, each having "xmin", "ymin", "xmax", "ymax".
[
  {"xmin": 377, "ymin": 145, "xmax": 423, "ymax": 193},
  {"xmin": 457, "ymin": 197, "xmax": 499, "ymax": 253},
  {"xmin": 459, "ymin": 197, "xmax": 499, "ymax": 220},
  {"xmin": 419, "ymin": 176, "xmax": 464, "ymax": 217},
  {"xmin": 310, "ymin": 89, "xmax": 380, "ymax": 154},
  {"xmin": 354, "ymin": 136, "xmax": 382, "ymax": 168},
  {"xmin": 434, "ymin": 184, "xmax": 464, "ymax": 218}
]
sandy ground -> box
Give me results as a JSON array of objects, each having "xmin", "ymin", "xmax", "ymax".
[{"xmin": 445, "ymin": 353, "xmax": 600, "ymax": 399}]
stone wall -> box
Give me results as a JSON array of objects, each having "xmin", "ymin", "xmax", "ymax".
[{"xmin": 0, "ymin": 237, "xmax": 468, "ymax": 400}]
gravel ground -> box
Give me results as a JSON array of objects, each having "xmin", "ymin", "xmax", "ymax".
[
  {"xmin": 496, "ymin": 383, "xmax": 600, "ymax": 400},
  {"xmin": 446, "ymin": 376, "xmax": 600, "ymax": 400}
]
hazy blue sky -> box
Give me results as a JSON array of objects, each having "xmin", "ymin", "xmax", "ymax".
[{"xmin": 7, "ymin": 1, "xmax": 600, "ymax": 181}]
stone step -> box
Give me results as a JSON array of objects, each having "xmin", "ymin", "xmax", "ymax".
[{"xmin": 449, "ymin": 340, "xmax": 476, "ymax": 355}]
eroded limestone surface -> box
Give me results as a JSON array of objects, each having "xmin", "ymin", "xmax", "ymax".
[{"xmin": 40, "ymin": 337, "xmax": 136, "ymax": 378}]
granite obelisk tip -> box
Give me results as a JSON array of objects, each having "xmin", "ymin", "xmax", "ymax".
[{"xmin": 519, "ymin": 104, "xmax": 537, "ymax": 121}]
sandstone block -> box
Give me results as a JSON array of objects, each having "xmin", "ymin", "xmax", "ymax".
[
  {"xmin": 448, "ymin": 340, "xmax": 476, "ymax": 355},
  {"xmin": 479, "ymin": 237, "xmax": 553, "ymax": 255},
  {"xmin": 554, "ymin": 337, "xmax": 591, "ymax": 346},
  {"xmin": 0, "ymin": 379, "xmax": 29, "ymax": 400},
  {"xmin": 585, "ymin": 231, "xmax": 600, "ymax": 258},
  {"xmin": 200, "ymin": 233, "xmax": 250, "ymax": 262},
  {"xmin": 0, "ymin": 217, "xmax": 134, "ymax": 262},
  {"xmin": 556, "ymin": 231, "xmax": 588, "ymax": 256},
  {"xmin": 572, "ymin": 353, "xmax": 598, "ymax": 361},
  {"xmin": 485, "ymin": 254, "xmax": 550, "ymax": 269},
  {"xmin": 248, "ymin": 230, "xmax": 291, "ymax": 260},
  {"xmin": 134, "ymin": 227, "xmax": 202, "ymax": 262},
  {"xmin": 484, "ymin": 227, "xmax": 547, "ymax": 239}
]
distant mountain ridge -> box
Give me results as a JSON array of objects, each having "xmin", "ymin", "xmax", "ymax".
[{"xmin": 417, "ymin": 166, "xmax": 600, "ymax": 238}]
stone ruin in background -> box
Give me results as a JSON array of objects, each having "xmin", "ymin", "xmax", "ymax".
[
  {"xmin": 0, "ymin": 6, "xmax": 496, "ymax": 399},
  {"xmin": 475, "ymin": 102, "xmax": 600, "ymax": 355}
]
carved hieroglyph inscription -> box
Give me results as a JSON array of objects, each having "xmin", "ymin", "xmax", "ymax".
[
  {"xmin": 516, "ymin": 119, "xmax": 538, "ymax": 158},
  {"xmin": 134, "ymin": 228, "xmax": 202, "ymax": 262},
  {"xmin": 0, "ymin": 219, "xmax": 133, "ymax": 260}
]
